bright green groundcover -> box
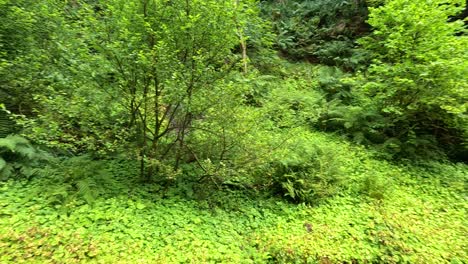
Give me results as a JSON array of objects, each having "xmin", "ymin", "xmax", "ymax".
[{"xmin": 0, "ymin": 160, "xmax": 466, "ymax": 263}]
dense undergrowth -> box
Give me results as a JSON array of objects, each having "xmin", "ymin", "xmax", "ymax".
[
  {"xmin": 1, "ymin": 0, "xmax": 467, "ymax": 263},
  {"xmin": 1, "ymin": 131, "xmax": 466, "ymax": 263}
]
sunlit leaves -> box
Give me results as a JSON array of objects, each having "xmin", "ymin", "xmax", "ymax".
[{"xmin": 354, "ymin": 0, "xmax": 468, "ymax": 157}]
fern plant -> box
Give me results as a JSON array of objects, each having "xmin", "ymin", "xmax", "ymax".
[
  {"xmin": 266, "ymin": 133, "xmax": 345, "ymax": 204},
  {"xmin": 0, "ymin": 135, "xmax": 46, "ymax": 180},
  {"xmin": 35, "ymin": 155, "xmax": 121, "ymax": 206}
]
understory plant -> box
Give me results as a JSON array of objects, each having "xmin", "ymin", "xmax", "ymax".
[
  {"xmin": 34, "ymin": 155, "xmax": 120, "ymax": 206},
  {"xmin": 0, "ymin": 135, "xmax": 46, "ymax": 180},
  {"xmin": 259, "ymin": 130, "xmax": 346, "ymax": 204},
  {"xmin": 353, "ymin": 0, "xmax": 468, "ymax": 160}
]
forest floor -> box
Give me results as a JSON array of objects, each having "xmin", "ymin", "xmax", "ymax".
[{"xmin": 0, "ymin": 132, "xmax": 466, "ymax": 263}]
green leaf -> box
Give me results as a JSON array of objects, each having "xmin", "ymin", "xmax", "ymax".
[
  {"xmin": 0, "ymin": 157, "xmax": 5, "ymax": 171},
  {"xmin": 136, "ymin": 202, "xmax": 146, "ymax": 210},
  {"xmin": 0, "ymin": 163, "xmax": 13, "ymax": 180}
]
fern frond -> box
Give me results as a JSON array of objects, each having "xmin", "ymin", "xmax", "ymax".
[
  {"xmin": 0, "ymin": 163, "xmax": 13, "ymax": 180},
  {"xmin": 19, "ymin": 166, "xmax": 38, "ymax": 178},
  {"xmin": 76, "ymin": 178, "xmax": 95, "ymax": 204},
  {"xmin": 48, "ymin": 185, "xmax": 70, "ymax": 204},
  {"xmin": 13, "ymin": 144, "xmax": 36, "ymax": 159},
  {"xmin": 0, "ymin": 135, "xmax": 30, "ymax": 152}
]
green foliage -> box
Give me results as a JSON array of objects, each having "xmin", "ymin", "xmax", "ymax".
[
  {"xmin": 1, "ymin": 0, "xmax": 467, "ymax": 261},
  {"xmin": 356, "ymin": 160, "xmax": 395, "ymax": 200},
  {"xmin": 0, "ymin": 135, "xmax": 46, "ymax": 180},
  {"xmin": 266, "ymin": 131, "xmax": 345, "ymax": 203},
  {"xmin": 261, "ymin": 76, "xmax": 324, "ymax": 128},
  {"xmin": 310, "ymin": 0, "xmax": 468, "ymax": 160},
  {"xmin": 0, "ymin": 226, "xmax": 99, "ymax": 263},
  {"xmin": 34, "ymin": 156, "xmax": 123, "ymax": 206},
  {"xmin": 0, "ymin": 106, "xmax": 15, "ymax": 138},
  {"xmin": 314, "ymin": 66, "xmax": 354, "ymax": 103},
  {"xmin": 15, "ymin": 0, "xmax": 264, "ymax": 180},
  {"xmin": 260, "ymin": 0, "xmax": 370, "ymax": 69},
  {"xmin": 0, "ymin": 154, "xmax": 466, "ymax": 263},
  {"xmin": 0, "ymin": 0, "xmax": 64, "ymax": 116},
  {"xmin": 318, "ymin": 94, "xmax": 390, "ymax": 149},
  {"xmin": 354, "ymin": 0, "xmax": 468, "ymax": 159},
  {"xmin": 250, "ymin": 161, "xmax": 467, "ymax": 263},
  {"xmin": 0, "ymin": 0, "xmax": 36, "ymax": 59}
]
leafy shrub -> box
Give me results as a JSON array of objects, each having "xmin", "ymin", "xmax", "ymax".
[
  {"xmin": 313, "ymin": 40, "xmax": 371, "ymax": 70},
  {"xmin": 272, "ymin": 149, "xmax": 343, "ymax": 203},
  {"xmin": 309, "ymin": 67, "xmax": 390, "ymax": 148},
  {"xmin": 353, "ymin": 0, "xmax": 468, "ymax": 160},
  {"xmin": 262, "ymin": 80, "xmax": 324, "ymax": 128},
  {"xmin": 262, "ymin": 130, "xmax": 346, "ymax": 204},
  {"xmin": 315, "ymin": 66, "xmax": 353, "ymax": 103}
]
